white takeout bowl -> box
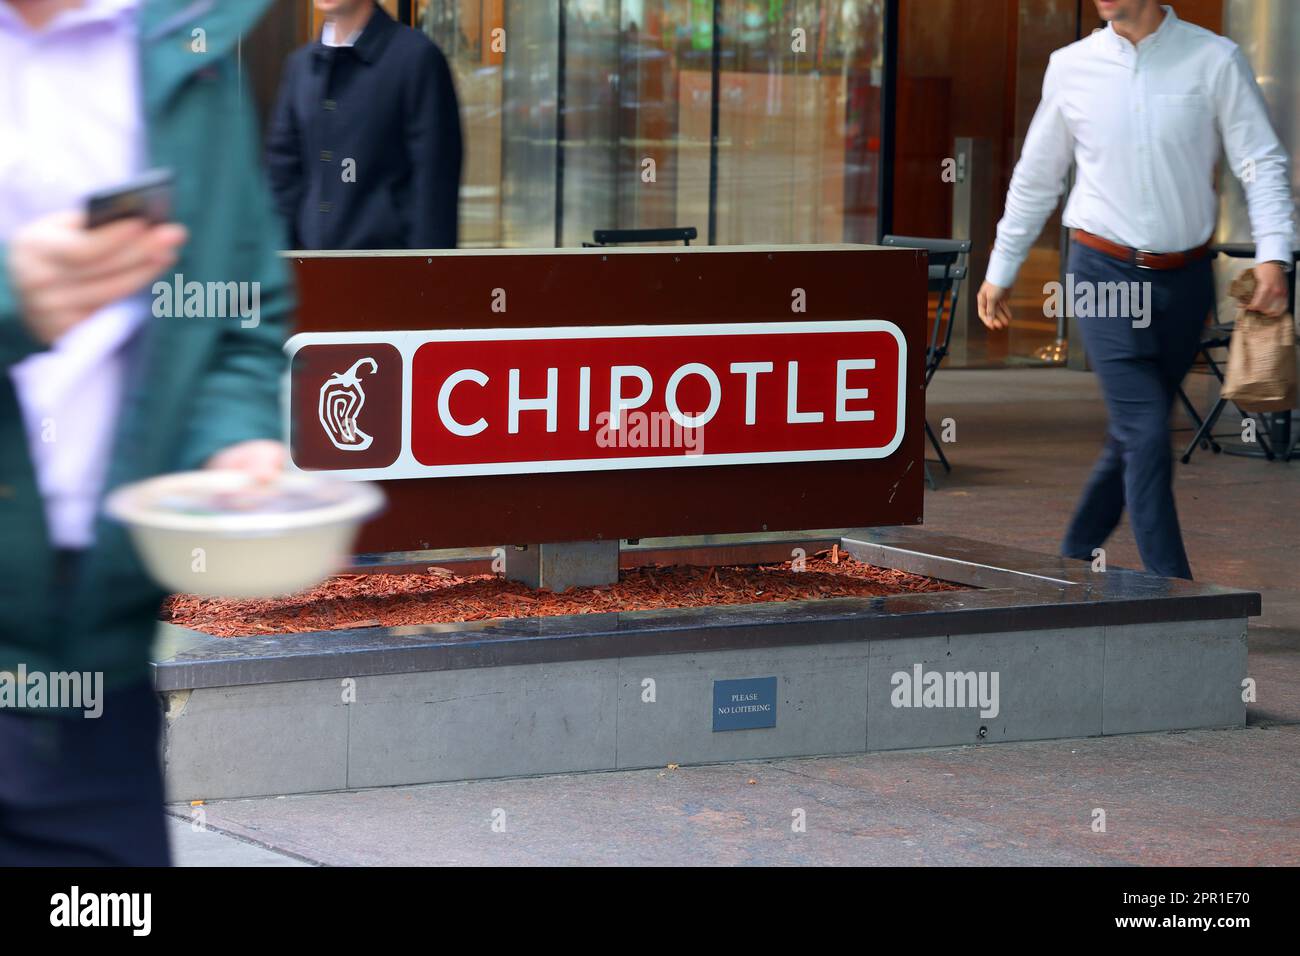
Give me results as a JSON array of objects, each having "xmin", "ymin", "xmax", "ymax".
[{"xmin": 105, "ymin": 470, "xmax": 385, "ymax": 599}]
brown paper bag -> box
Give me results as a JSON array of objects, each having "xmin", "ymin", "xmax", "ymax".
[{"xmin": 1221, "ymin": 269, "xmax": 1298, "ymax": 413}]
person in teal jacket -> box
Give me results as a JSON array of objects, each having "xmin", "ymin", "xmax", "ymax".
[{"xmin": 0, "ymin": 0, "xmax": 293, "ymax": 864}]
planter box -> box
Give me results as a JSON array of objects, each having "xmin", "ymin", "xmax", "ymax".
[{"xmin": 154, "ymin": 528, "xmax": 1255, "ymax": 801}]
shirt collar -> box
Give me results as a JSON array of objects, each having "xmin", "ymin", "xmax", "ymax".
[
  {"xmin": 0, "ymin": 0, "xmax": 139, "ymax": 33},
  {"xmin": 1106, "ymin": 4, "xmax": 1177, "ymax": 53},
  {"xmin": 313, "ymin": 3, "xmax": 394, "ymax": 65},
  {"xmin": 321, "ymin": 20, "xmax": 361, "ymax": 48}
]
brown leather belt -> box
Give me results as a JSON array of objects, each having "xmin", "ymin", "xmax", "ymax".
[{"xmin": 1074, "ymin": 229, "xmax": 1211, "ymax": 270}]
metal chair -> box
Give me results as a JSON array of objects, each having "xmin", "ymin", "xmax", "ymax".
[
  {"xmin": 1177, "ymin": 326, "xmax": 1277, "ymax": 462},
  {"xmin": 583, "ymin": 227, "xmax": 697, "ymax": 247},
  {"xmin": 881, "ymin": 235, "xmax": 972, "ymax": 488}
]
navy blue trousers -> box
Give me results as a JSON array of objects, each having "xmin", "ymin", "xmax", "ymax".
[
  {"xmin": 1060, "ymin": 241, "xmax": 1214, "ymax": 580},
  {"xmin": 0, "ymin": 680, "xmax": 170, "ymax": 866},
  {"xmin": 0, "ymin": 550, "xmax": 169, "ymax": 865}
]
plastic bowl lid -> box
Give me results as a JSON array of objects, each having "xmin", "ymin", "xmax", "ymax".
[{"xmin": 104, "ymin": 470, "xmax": 385, "ymax": 536}]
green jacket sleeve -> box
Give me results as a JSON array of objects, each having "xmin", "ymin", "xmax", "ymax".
[
  {"xmin": 0, "ymin": 244, "xmax": 49, "ymax": 368},
  {"xmin": 174, "ymin": 92, "xmax": 296, "ymax": 472}
]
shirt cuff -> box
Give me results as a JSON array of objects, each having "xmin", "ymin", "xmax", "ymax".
[
  {"xmin": 984, "ymin": 249, "xmax": 1022, "ymax": 289},
  {"xmin": 1255, "ymin": 236, "xmax": 1295, "ymax": 271}
]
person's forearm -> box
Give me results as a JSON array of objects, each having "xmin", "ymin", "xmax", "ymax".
[
  {"xmin": 409, "ymin": 170, "xmax": 458, "ymax": 249},
  {"xmin": 265, "ymin": 78, "xmax": 306, "ymax": 250},
  {"xmin": 404, "ymin": 46, "xmax": 462, "ymax": 250},
  {"xmin": 1241, "ymin": 154, "xmax": 1294, "ymax": 268},
  {"xmin": 986, "ymin": 170, "xmax": 1068, "ymax": 289},
  {"xmin": 985, "ymin": 58, "xmax": 1073, "ymax": 289},
  {"xmin": 177, "ymin": 305, "xmax": 290, "ymax": 471},
  {"xmin": 184, "ymin": 81, "xmax": 295, "ymax": 467},
  {"xmin": 1217, "ymin": 49, "xmax": 1296, "ymax": 269},
  {"xmin": 264, "ymin": 164, "xmax": 303, "ymax": 250}
]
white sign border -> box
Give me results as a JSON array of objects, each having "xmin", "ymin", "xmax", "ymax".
[{"xmin": 284, "ymin": 320, "xmax": 908, "ymax": 480}]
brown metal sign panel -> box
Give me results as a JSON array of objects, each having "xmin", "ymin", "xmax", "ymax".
[{"xmin": 288, "ymin": 245, "xmax": 927, "ymax": 552}]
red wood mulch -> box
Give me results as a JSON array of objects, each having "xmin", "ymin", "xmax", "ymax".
[{"xmin": 162, "ymin": 548, "xmax": 964, "ymax": 638}]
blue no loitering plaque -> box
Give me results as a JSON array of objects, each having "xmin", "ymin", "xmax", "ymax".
[{"xmin": 713, "ymin": 677, "xmax": 778, "ymax": 732}]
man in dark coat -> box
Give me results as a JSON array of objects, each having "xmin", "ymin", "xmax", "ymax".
[{"xmin": 267, "ymin": 0, "xmax": 463, "ymax": 250}]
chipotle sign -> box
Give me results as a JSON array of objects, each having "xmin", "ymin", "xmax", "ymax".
[{"xmin": 287, "ymin": 321, "xmax": 906, "ymax": 479}]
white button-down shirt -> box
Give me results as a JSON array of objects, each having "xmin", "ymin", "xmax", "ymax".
[
  {"xmin": 0, "ymin": 0, "xmax": 146, "ymax": 548},
  {"xmin": 986, "ymin": 5, "xmax": 1295, "ymax": 288}
]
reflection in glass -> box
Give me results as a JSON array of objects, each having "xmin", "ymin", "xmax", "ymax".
[
  {"xmin": 419, "ymin": 0, "xmax": 885, "ymax": 248},
  {"xmin": 424, "ymin": 0, "xmax": 572, "ymax": 247},
  {"xmin": 560, "ymin": 0, "xmax": 620, "ymax": 247},
  {"xmin": 1008, "ymin": 0, "xmax": 1077, "ymax": 365},
  {"xmin": 713, "ymin": 1, "xmax": 884, "ymax": 245}
]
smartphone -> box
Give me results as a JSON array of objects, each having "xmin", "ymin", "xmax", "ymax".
[{"xmin": 85, "ymin": 168, "xmax": 175, "ymax": 229}]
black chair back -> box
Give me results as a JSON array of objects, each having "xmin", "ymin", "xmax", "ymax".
[
  {"xmin": 881, "ymin": 234, "xmax": 972, "ymax": 387},
  {"xmin": 584, "ymin": 227, "xmax": 698, "ymax": 247}
]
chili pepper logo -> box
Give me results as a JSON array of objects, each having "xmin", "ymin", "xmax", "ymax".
[{"xmin": 319, "ymin": 357, "xmax": 379, "ymax": 451}]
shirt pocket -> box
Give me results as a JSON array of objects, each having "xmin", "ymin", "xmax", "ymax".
[{"xmin": 1153, "ymin": 93, "xmax": 1212, "ymax": 146}]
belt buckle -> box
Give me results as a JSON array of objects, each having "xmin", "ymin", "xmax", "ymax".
[{"xmin": 1134, "ymin": 249, "xmax": 1157, "ymax": 270}]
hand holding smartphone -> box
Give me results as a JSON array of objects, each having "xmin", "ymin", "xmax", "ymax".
[{"xmin": 9, "ymin": 171, "xmax": 186, "ymax": 345}]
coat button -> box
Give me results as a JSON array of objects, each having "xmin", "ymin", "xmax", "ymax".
[
  {"xmin": 320, "ymin": 150, "xmax": 333, "ymax": 162},
  {"xmin": 319, "ymin": 201, "xmax": 333, "ymax": 213},
  {"xmin": 323, "ymin": 99, "xmax": 337, "ymax": 111}
]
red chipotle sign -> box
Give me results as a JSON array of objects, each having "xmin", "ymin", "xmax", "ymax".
[{"xmin": 287, "ymin": 321, "xmax": 906, "ymax": 479}]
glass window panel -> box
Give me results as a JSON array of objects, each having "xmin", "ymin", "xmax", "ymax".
[
  {"xmin": 1007, "ymin": 0, "xmax": 1078, "ymax": 366},
  {"xmin": 713, "ymin": 0, "xmax": 885, "ymax": 245},
  {"xmin": 560, "ymin": 0, "xmax": 621, "ymax": 246},
  {"xmin": 894, "ymin": 0, "xmax": 1078, "ymax": 367},
  {"xmin": 420, "ymin": 0, "xmax": 515, "ymax": 247},
  {"xmin": 616, "ymin": 1, "xmax": 716, "ymax": 241},
  {"xmin": 368, "ymin": 1, "xmax": 885, "ymax": 249}
]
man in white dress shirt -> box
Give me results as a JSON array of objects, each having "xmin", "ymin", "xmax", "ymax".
[{"xmin": 977, "ymin": 0, "xmax": 1295, "ymax": 579}]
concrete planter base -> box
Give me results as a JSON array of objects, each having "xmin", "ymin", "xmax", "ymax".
[{"xmin": 154, "ymin": 528, "xmax": 1255, "ymax": 801}]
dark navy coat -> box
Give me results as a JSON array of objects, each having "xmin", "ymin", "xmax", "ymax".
[{"xmin": 266, "ymin": 3, "xmax": 462, "ymax": 250}]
